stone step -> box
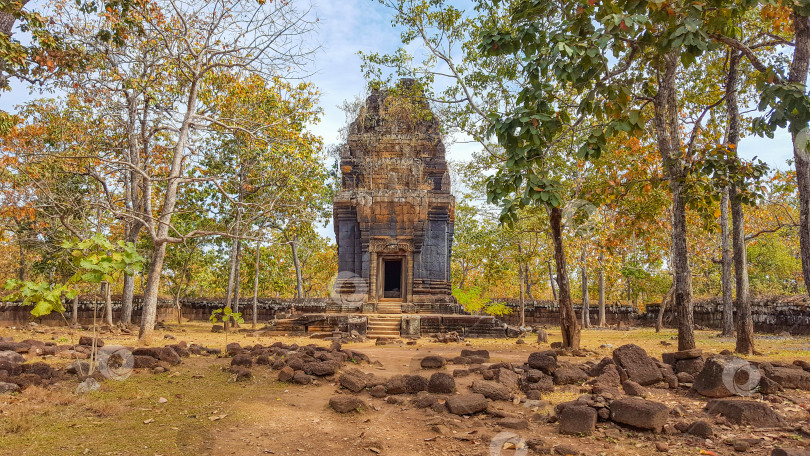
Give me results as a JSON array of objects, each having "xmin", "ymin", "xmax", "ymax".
[
  {"xmin": 367, "ymin": 313, "xmax": 401, "ymax": 338},
  {"xmin": 368, "ymin": 321, "xmax": 400, "ymax": 327}
]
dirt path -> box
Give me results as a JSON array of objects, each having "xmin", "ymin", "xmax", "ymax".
[{"xmin": 1, "ymin": 324, "xmax": 809, "ymax": 456}]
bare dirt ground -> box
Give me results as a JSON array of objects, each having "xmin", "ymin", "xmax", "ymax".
[{"xmin": 0, "ymin": 322, "xmax": 809, "ymax": 456}]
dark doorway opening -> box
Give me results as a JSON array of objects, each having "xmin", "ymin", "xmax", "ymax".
[{"xmin": 383, "ymin": 259, "xmax": 403, "ymax": 299}]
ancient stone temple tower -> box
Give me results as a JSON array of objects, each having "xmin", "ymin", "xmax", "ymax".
[{"xmin": 333, "ymin": 81, "xmax": 455, "ymax": 313}]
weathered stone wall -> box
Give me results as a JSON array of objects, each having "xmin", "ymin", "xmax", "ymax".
[
  {"xmin": 642, "ymin": 295, "xmax": 810, "ymax": 335},
  {"xmin": 418, "ymin": 314, "xmax": 510, "ymax": 338},
  {"xmin": 0, "ymin": 297, "xmax": 331, "ymax": 327},
  {"xmin": 260, "ymin": 314, "xmax": 370, "ymax": 337},
  {"xmin": 5, "ymin": 295, "xmax": 808, "ymax": 335},
  {"xmin": 497, "ymin": 299, "xmax": 639, "ymax": 327},
  {"xmin": 498, "ymin": 296, "xmax": 810, "ymax": 335}
]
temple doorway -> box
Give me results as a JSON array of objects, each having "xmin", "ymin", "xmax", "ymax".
[{"xmin": 382, "ymin": 259, "xmax": 403, "ymax": 299}]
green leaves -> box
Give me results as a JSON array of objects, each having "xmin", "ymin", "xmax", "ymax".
[
  {"xmin": 686, "ymin": 144, "xmax": 771, "ymax": 220},
  {"xmin": 62, "ymin": 234, "xmax": 145, "ymax": 286},
  {"xmin": 209, "ymin": 306, "xmax": 244, "ymax": 325},
  {"xmin": 2, "ymin": 279, "xmax": 72, "ymax": 318},
  {"xmin": 754, "ymin": 82, "xmax": 810, "ymax": 137},
  {"xmin": 452, "ymin": 287, "xmax": 512, "ymax": 316},
  {"xmin": 1, "ymin": 234, "xmax": 144, "ymax": 319}
]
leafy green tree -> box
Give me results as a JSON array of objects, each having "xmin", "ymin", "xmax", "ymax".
[{"xmin": 3, "ymin": 234, "xmax": 144, "ymax": 317}]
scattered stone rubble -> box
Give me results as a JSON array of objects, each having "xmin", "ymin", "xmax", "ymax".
[
  {"xmin": 3, "ymin": 330, "xmax": 810, "ymax": 455},
  {"xmin": 259, "ymin": 341, "xmax": 810, "ymax": 455},
  {"xmin": 0, "ymin": 334, "xmax": 207, "ymax": 393}
]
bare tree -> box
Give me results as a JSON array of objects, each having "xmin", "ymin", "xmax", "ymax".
[{"xmin": 20, "ymin": 0, "xmax": 319, "ymax": 343}]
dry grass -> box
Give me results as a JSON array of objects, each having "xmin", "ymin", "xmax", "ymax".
[
  {"xmin": 0, "ymin": 358, "xmax": 248, "ymax": 456},
  {"xmin": 0, "ymin": 321, "xmax": 806, "ymax": 455}
]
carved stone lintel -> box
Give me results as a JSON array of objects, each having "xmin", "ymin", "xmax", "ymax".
[{"xmin": 369, "ymin": 238, "xmax": 413, "ymax": 253}]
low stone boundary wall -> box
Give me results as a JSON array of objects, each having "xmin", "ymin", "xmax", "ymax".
[
  {"xmin": 418, "ymin": 314, "xmax": 510, "ymax": 338},
  {"xmin": 643, "ymin": 295, "xmax": 810, "ymax": 335},
  {"xmin": 3, "ymin": 294, "xmax": 809, "ymax": 335},
  {"xmin": 497, "ymin": 296, "xmax": 810, "ymax": 335},
  {"xmin": 0, "ymin": 297, "xmax": 331, "ymax": 327},
  {"xmin": 497, "ymin": 299, "xmax": 639, "ymax": 327}
]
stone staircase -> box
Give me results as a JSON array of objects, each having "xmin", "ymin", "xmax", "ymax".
[
  {"xmin": 376, "ymin": 301, "xmax": 403, "ymax": 314},
  {"xmin": 366, "ymin": 314, "xmax": 401, "ymax": 339}
]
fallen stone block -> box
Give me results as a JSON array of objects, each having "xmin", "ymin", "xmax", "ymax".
[
  {"xmin": 767, "ymin": 367, "xmax": 810, "ymax": 391},
  {"xmin": 527, "ymin": 350, "xmax": 558, "ymax": 375},
  {"xmin": 705, "ymin": 398, "xmax": 786, "ymax": 427},
  {"xmin": 558, "ymin": 404, "xmax": 597, "ymax": 435},
  {"xmin": 553, "ymin": 366, "xmax": 588, "ymax": 385},
  {"xmin": 445, "ymin": 393, "xmax": 487, "ymax": 415},
  {"xmin": 420, "ymin": 355, "xmax": 446, "ymax": 369},
  {"xmin": 427, "ymin": 372, "xmax": 455, "ymax": 394},
  {"xmin": 612, "ymin": 344, "xmax": 663, "ymax": 386},
  {"xmin": 610, "ymin": 397, "xmax": 669, "ymax": 432},
  {"xmin": 329, "ymin": 396, "xmax": 365, "ymax": 413},
  {"xmin": 693, "ymin": 356, "xmax": 759, "ymax": 397},
  {"xmin": 471, "ymin": 380, "xmax": 511, "ymax": 401}
]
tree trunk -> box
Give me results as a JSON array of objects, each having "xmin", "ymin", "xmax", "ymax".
[
  {"xmin": 549, "ymin": 206, "xmax": 580, "ymax": 349},
  {"xmin": 103, "ymin": 281, "xmax": 113, "ymax": 327},
  {"xmin": 547, "ymin": 260, "xmax": 558, "ymax": 302},
  {"xmin": 233, "ymin": 239, "xmax": 242, "ymax": 313},
  {"xmin": 225, "ymin": 231, "xmax": 240, "ymax": 310},
  {"xmin": 654, "ymin": 51, "xmax": 695, "ymax": 351},
  {"xmin": 720, "ymin": 187, "xmax": 734, "ymax": 336},
  {"xmin": 517, "ymin": 243, "xmax": 526, "ymax": 327},
  {"xmin": 121, "ymin": 273, "xmax": 135, "ymax": 326},
  {"xmin": 525, "ymin": 266, "xmax": 534, "ymax": 300},
  {"xmin": 790, "ymin": 10, "xmax": 810, "ymax": 297},
  {"xmin": 725, "ymin": 49, "xmax": 754, "ymax": 354},
  {"xmin": 290, "ymin": 234, "xmax": 304, "ymax": 299},
  {"xmin": 669, "ymin": 182, "xmax": 695, "ymax": 350},
  {"xmin": 120, "ymin": 88, "xmax": 146, "ymax": 326},
  {"xmin": 656, "ymin": 283, "xmax": 674, "ymax": 333},
  {"xmin": 173, "ymin": 284, "xmax": 182, "ymax": 325},
  {"xmin": 252, "ymin": 239, "xmax": 262, "ymax": 329},
  {"xmin": 730, "ymin": 185, "xmax": 754, "ymax": 354},
  {"xmin": 71, "ymin": 294, "xmax": 79, "ymax": 325},
  {"xmin": 138, "ymin": 77, "xmax": 200, "ymax": 344},
  {"xmin": 140, "ymin": 243, "xmax": 168, "ymax": 342},
  {"xmin": 598, "ymin": 249, "xmax": 605, "ymax": 327},
  {"xmin": 17, "ymin": 239, "xmax": 24, "ymax": 281},
  {"xmin": 581, "ymin": 247, "xmax": 590, "ymax": 329},
  {"xmin": 120, "ymin": 222, "xmax": 142, "ymax": 325},
  {"xmin": 0, "ymin": 0, "xmax": 30, "ymax": 89},
  {"xmin": 626, "ymin": 272, "xmax": 632, "ymax": 304}
]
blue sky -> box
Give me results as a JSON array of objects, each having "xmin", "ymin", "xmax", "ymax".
[
  {"xmin": 0, "ymin": 0, "xmax": 799, "ymax": 243},
  {"xmin": 305, "ymin": 0, "xmax": 797, "ymax": 241}
]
